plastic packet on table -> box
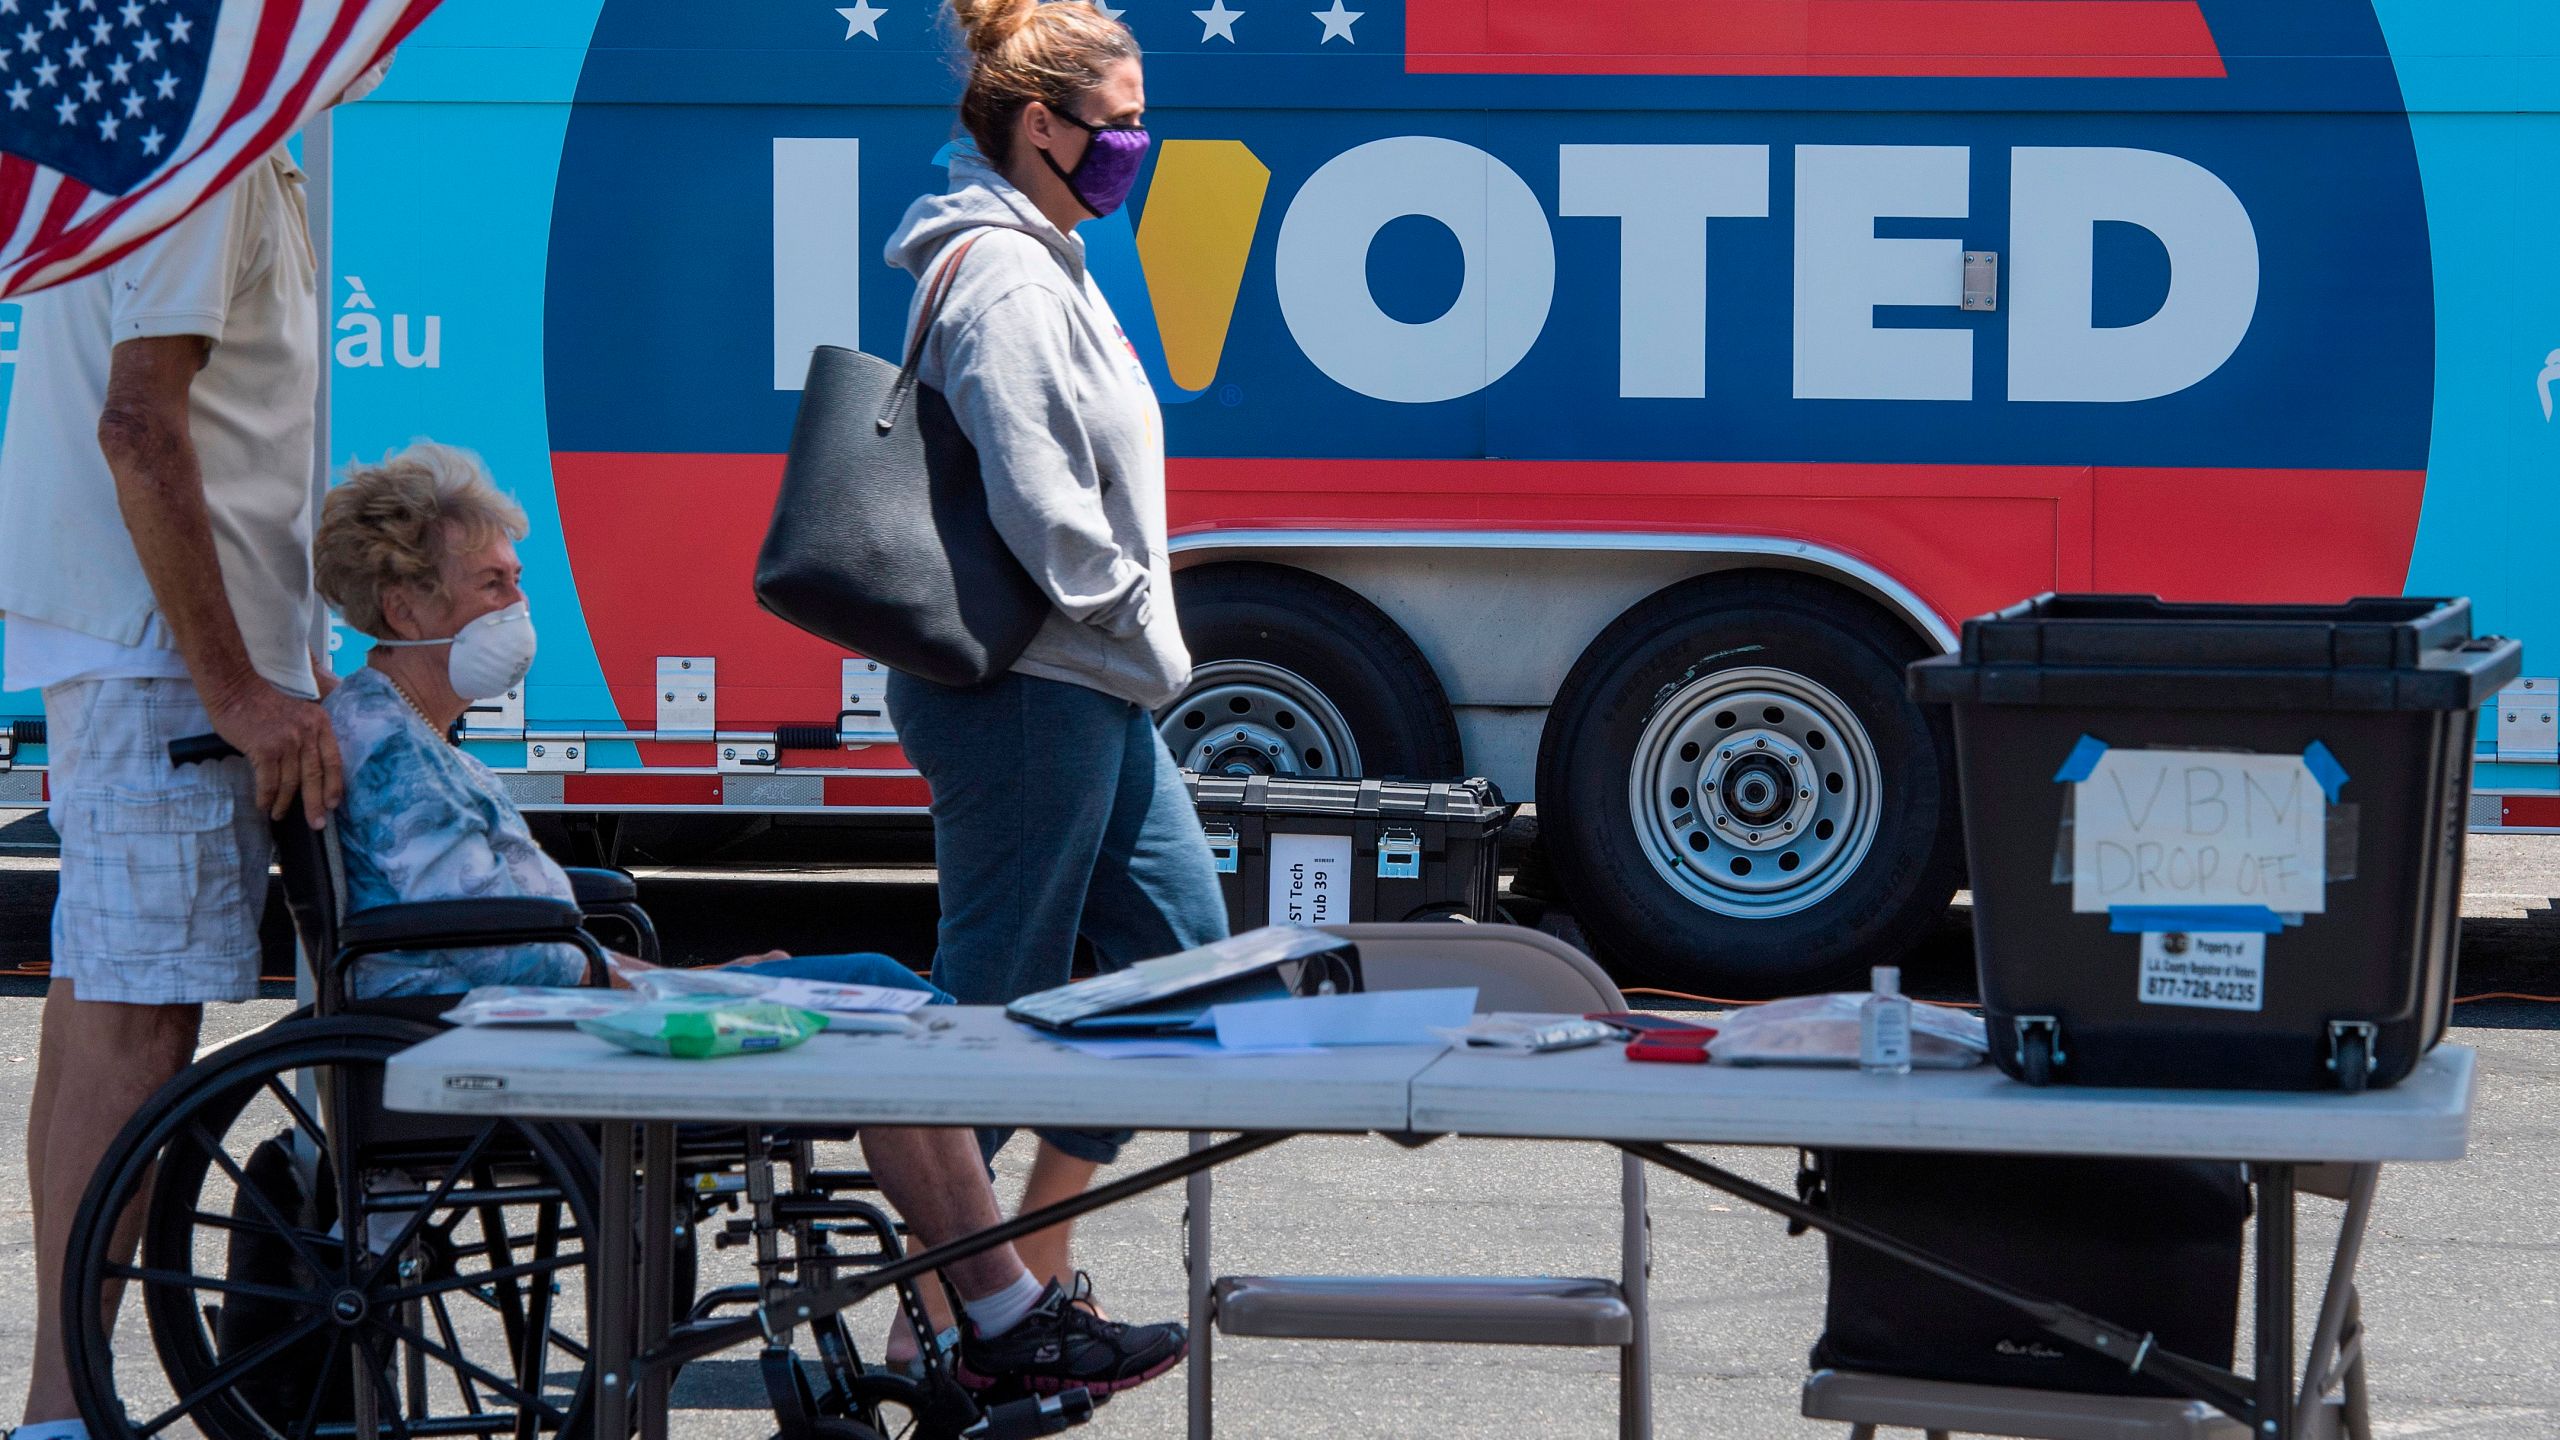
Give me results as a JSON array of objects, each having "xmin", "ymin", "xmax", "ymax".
[
  {"xmin": 1709, "ymin": 992, "xmax": 1989, "ymax": 1069},
  {"xmin": 575, "ymin": 1000, "xmax": 829, "ymax": 1059},
  {"xmin": 1433, "ymin": 1015, "xmax": 1622, "ymax": 1055},
  {"xmin": 442, "ymin": 987, "xmax": 641, "ymax": 1026}
]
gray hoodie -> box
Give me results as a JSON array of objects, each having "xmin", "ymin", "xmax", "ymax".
[{"xmin": 884, "ymin": 154, "xmax": 1191, "ymax": 710}]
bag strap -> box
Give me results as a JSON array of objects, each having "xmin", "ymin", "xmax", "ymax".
[{"xmin": 879, "ymin": 232, "xmax": 988, "ymax": 433}]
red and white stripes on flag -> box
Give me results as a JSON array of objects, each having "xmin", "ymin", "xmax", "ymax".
[{"xmin": 0, "ymin": 0, "xmax": 440, "ymax": 299}]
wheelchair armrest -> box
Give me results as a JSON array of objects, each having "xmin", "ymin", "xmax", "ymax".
[
  {"xmin": 337, "ymin": 897, "xmax": 597, "ymax": 959},
  {"xmin": 562, "ymin": 866, "xmax": 641, "ymax": 906}
]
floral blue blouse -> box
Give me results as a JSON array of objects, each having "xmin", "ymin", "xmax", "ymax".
[{"xmin": 327, "ymin": 667, "xmax": 587, "ymax": 998}]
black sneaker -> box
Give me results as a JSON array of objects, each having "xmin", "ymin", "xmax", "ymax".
[{"xmin": 955, "ymin": 1274, "xmax": 1187, "ymax": 1398}]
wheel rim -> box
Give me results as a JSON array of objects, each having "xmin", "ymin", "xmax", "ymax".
[
  {"xmin": 74, "ymin": 1025, "xmax": 595, "ymax": 1440},
  {"xmin": 1158, "ymin": 660, "xmax": 1362, "ymax": 778},
  {"xmin": 1626, "ymin": 665, "xmax": 1884, "ymax": 920}
]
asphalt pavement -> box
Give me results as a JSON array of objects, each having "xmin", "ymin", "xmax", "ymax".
[{"xmin": 0, "ymin": 810, "xmax": 2554, "ymax": 1437}]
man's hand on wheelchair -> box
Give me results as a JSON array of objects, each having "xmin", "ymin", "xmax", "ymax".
[{"xmin": 206, "ymin": 676, "xmax": 344, "ymax": 828}]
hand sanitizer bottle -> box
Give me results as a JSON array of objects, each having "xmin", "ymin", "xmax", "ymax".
[{"xmin": 1859, "ymin": 966, "xmax": 1912, "ymax": 1075}]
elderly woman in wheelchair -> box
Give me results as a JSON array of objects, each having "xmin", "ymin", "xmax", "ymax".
[{"xmin": 58, "ymin": 444, "xmax": 1183, "ymax": 1440}]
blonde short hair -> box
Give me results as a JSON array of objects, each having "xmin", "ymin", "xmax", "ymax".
[{"xmin": 315, "ymin": 442, "xmax": 528, "ymax": 639}]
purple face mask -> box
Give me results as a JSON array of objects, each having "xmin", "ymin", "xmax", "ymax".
[{"xmin": 1039, "ymin": 108, "xmax": 1151, "ymax": 218}]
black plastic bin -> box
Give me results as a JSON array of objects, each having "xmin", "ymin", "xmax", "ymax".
[
  {"xmin": 1806, "ymin": 1150, "xmax": 2248, "ymax": 1397},
  {"xmin": 1182, "ymin": 773, "xmax": 1512, "ymax": 930},
  {"xmin": 1908, "ymin": 594, "xmax": 2519, "ymax": 1092}
]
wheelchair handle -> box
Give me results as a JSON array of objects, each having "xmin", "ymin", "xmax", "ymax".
[{"xmin": 169, "ymin": 733, "xmax": 244, "ymax": 767}]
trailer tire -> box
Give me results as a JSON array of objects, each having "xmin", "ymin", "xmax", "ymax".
[
  {"xmin": 1537, "ymin": 571, "xmax": 1961, "ymax": 996},
  {"xmin": 1169, "ymin": 563, "xmax": 1463, "ymax": 780}
]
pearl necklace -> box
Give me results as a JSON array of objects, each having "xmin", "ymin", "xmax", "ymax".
[{"xmin": 382, "ymin": 670, "xmax": 443, "ymax": 733}]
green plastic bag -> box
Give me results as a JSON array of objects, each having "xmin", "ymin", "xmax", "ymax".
[{"xmin": 576, "ymin": 1000, "xmax": 827, "ymax": 1059}]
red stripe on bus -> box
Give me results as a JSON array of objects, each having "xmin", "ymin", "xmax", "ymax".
[
  {"xmin": 1403, "ymin": 0, "xmax": 2225, "ymax": 79},
  {"xmin": 1166, "ymin": 459, "xmax": 2425, "ymax": 625},
  {"xmin": 553, "ymin": 454, "xmax": 2422, "ymax": 728}
]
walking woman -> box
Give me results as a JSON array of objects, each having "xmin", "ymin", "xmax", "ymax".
[{"xmin": 883, "ymin": 0, "xmax": 1229, "ymax": 1303}]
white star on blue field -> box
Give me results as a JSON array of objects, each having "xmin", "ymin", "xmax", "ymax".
[{"xmin": 0, "ymin": 0, "xmax": 211, "ymax": 193}]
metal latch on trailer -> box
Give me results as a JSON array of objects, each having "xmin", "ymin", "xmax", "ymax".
[
  {"xmin": 1961, "ymin": 251, "xmax": 1999, "ymax": 311},
  {"xmin": 839, "ymin": 659, "xmax": 897, "ymax": 746},
  {"xmin": 717, "ymin": 735, "xmax": 780, "ymax": 773},
  {"xmin": 1203, "ymin": 823, "xmax": 1240, "ymax": 874},
  {"xmin": 0, "ymin": 718, "xmax": 40, "ymax": 773},
  {"xmin": 526, "ymin": 734, "xmax": 588, "ymax": 773},
  {"xmin": 657, "ymin": 656, "xmax": 715, "ymax": 739},
  {"xmin": 462, "ymin": 685, "xmax": 525, "ymax": 737},
  {"xmin": 1378, "ymin": 828, "xmax": 1422, "ymax": 879},
  {"xmin": 2497, "ymin": 677, "xmax": 2556, "ymax": 763}
]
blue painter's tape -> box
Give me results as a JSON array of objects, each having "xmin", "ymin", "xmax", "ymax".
[
  {"xmin": 2053, "ymin": 734, "xmax": 2109, "ymax": 784},
  {"xmin": 2107, "ymin": 905, "xmax": 2287, "ymax": 934},
  {"xmin": 2303, "ymin": 741, "xmax": 2349, "ymax": 802}
]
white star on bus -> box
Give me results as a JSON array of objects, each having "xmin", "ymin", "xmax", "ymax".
[
  {"xmin": 1195, "ymin": 0, "xmax": 1243, "ymax": 43},
  {"xmin": 1312, "ymin": 0, "xmax": 1359, "ymax": 43},
  {"xmin": 835, "ymin": 2, "xmax": 884, "ymax": 40}
]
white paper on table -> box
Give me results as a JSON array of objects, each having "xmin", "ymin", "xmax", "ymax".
[
  {"xmin": 754, "ymin": 978, "xmax": 936, "ymax": 1014},
  {"xmin": 1211, "ymin": 987, "xmax": 1477, "ymax": 1049}
]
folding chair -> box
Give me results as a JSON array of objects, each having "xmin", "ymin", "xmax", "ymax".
[
  {"xmin": 1802, "ymin": 1165, "xmax": 2376, "ymax": 1440},
  {"xmin": 1182, "ymin": 922, "xmax": 1652, "ymax": 1439}
]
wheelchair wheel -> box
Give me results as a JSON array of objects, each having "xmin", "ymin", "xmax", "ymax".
[{"xmin": 64, "ymin": 1014, "xmax": 601, "ymax": 1440}]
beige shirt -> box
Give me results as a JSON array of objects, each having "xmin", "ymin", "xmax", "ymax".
[{"xmin": 0, "ymin": 151, "xmax": 322, "ymax": 698}]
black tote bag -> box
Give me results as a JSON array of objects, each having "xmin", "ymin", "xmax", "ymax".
[{"xmin": 753, "ymin": 234, "xmax": 1050, "ymax": 688}]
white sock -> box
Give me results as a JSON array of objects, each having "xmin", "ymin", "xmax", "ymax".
[
  {"xmin": 963, "ymin": 1270, "xmax": 1048, "ymax": 1338},
  {"xmin": 15, "ymin": 1420, "xmax": 93, "ymax": 1440}
]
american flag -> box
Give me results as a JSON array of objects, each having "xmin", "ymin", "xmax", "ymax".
[{"xmin": 0, "ymin": 0, "xmax": 440, "ymax": 298}]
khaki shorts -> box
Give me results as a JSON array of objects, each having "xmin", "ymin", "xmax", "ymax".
[{"xmin": 46, "ymin": 677, "xmax": 271, "ymax": 1005}]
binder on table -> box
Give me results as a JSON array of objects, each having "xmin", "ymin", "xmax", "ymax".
[{"xmin": 1004, "ymin": 924, "xmax": 1363, "ymax": 1036}]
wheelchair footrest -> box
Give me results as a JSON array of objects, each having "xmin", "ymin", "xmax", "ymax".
[{"xmin": 970, "ymin": 1388, "xmax": 1096, "ymax": 1438}]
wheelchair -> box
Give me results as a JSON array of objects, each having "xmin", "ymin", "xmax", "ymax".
[{"xmin": 59, "ymin": 735, "xmax": 1093, "ymax": 1440}]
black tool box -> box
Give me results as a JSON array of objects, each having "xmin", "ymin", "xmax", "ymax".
[
  {"xmin": 1909, "ymin": 594, "xmax": 2520, "ymax": 1091},
  {"xmin": 1807, "ymin": 1149, "xmax": 2249, "ymax": 1398},
  {"xmin": 1181, "ymin": 774, "xmax": 1512, "ymax": 929}
]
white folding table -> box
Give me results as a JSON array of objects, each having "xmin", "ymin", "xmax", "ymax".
[{"xmin": 384, "ymin": 1013, "xmax": 2475, "ymax": 1440}]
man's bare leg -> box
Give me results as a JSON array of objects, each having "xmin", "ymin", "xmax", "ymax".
[
  {"xmin": 1016, "ymin": 1140, "xmax": 1100, "ymax": 1299},
  {"xmin": 855, "ymin": 1126, "xmax": 1033, "ymax": 1302},
  {"xmin": 21, "ymin": 982, "xmax": 202, "ymax": 1427},
  {"xmin": 859, "ymin": 1130, "xmax": 1187, "ymax": 1397}
]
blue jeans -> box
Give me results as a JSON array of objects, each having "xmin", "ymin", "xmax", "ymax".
[
  {"xmin": 888, "ymin": 669, "xmax": 1231, "ymax": 1164},
  {"xmin": 734, "ymin": 952, "xmax": 953, "ymax": 1004}
]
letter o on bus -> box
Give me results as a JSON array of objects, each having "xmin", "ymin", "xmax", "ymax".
[{"xmin": 1275, "ymin": 136, "xmax": 1556, "ymax": 404}]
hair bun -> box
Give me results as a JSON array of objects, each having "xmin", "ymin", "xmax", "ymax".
[{"xmin": 952, "ymin": 0, "xmax": 1039, "ymax": 53}]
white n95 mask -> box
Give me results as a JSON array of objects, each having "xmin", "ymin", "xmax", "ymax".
[{"xmin": 376, "ymin": 602, "xmax": 537, "ymax": 700}]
